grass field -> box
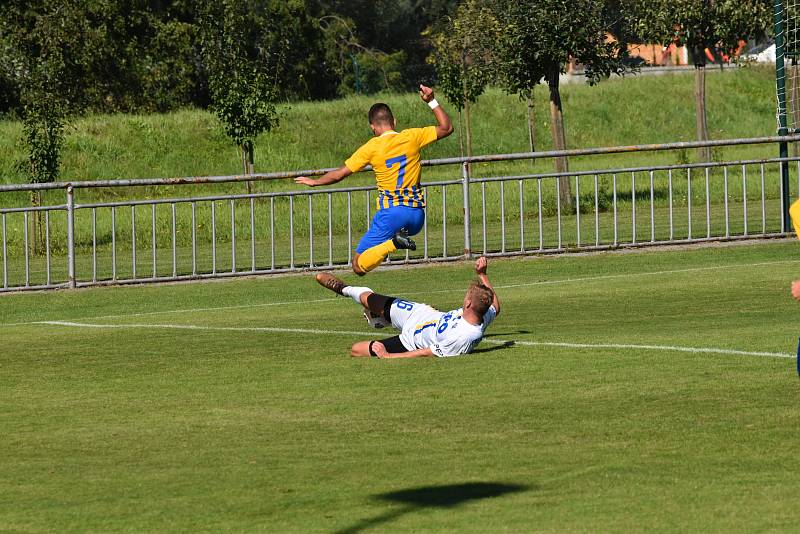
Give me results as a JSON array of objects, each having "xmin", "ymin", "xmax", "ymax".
[{"xmin": 2, "ymin": 240, "xmax": 800, "ymax": 532}]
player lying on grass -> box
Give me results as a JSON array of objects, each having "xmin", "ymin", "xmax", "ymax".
[
  {"xmin": 315, "ymin": 257, "xmax": 500, "ymax": 358},
  {"xmin": 295, "ymin": 84, "xmax": 453, "ymax": 276}
]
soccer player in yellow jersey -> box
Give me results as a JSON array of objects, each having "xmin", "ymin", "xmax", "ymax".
[
  {"xmin": 789, "ymin": 198, "xmax": 800, "ymax": 300},
  {"xmin": 295, "ymin": 84, "xmax": 453, "ymax": 275}
]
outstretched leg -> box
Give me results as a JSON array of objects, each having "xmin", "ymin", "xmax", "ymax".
[
  {"xmin": 315, "ymin": 273, "xmax": 394, "ymax": 322},
  {"xmin": 315, "ymin": 272, "xmax": 346, "ymax": 294}
]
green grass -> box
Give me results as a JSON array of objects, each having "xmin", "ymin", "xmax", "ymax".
[
  {"xmin": 2, "ymin": 240, "xmax": 800, "ymax": 531},
  {"xmin": 0, "ymin": 65, "xmax": 781, "ymax": 193}
]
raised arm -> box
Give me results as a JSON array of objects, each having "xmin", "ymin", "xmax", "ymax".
[
  {"xmin": 294, "ymin": 166, "xmax": 352, "ymax": 187},
  {"xmin": 419, "ymin": 84, "xmax": 453, "ymax": 139},
  {"xmin": 475, "ymin": 256, "xmax": 500, "ymax": 315}
]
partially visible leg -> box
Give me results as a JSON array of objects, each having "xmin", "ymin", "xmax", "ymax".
[
  {"xmin": 350, "ymin": 336, "xmax": 406, "ymax": 357},
  {"xmin": 364, "ymin": 292, "xmax": 395, "ymax": 321},
  {"xmin": 354, "ymin": 207, "xmax": 419, "ymax": 275},
  {"xmin": 351, "ymin": 254, "xmax": 367, "ymax": 276},
  {"xmin": 355, "ymin": 239, "xmax": 397, "ymax": 274},
  {"xmin": 315, "ymin": 273, "xmax": 374, "ymax": 306},
  {"xmin": 791, "ymin": 198, "xmax": 800, "ymax": 238},
  {"xmin": 315, "ymin": 272, "xmax": 347, "ymax": 294},
  {"xmin": 350, "ymin": 341, "xmax": 372, "ymax": 357},
  {"xmin": 354, "ymin": 210, "xmax": 395, "ymax": 275}
]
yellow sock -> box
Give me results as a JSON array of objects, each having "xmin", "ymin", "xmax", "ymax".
[
  {"xmin": 791, "ymin": 198, "xmax": 800, "ymax": 239},
  {"xmin": 357, "ymin": 239, "xmax": 397, "ymax": 273}
]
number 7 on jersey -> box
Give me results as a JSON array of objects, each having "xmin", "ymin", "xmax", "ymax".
[{"xmin": 385, "ymin": 154, "xmax": 408, "ymax": 189}]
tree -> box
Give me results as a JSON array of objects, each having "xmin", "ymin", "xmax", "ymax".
[
  {"xmin": 318, "ymin": 0, "xmax": 460, "ymax": 89},
  {"xmin": 319, "ymin": 14, "xmax": 407, "ymax": 95},
  {"xmin": 200, "ymin": 0, "xmax": 287, "ymax": 181},
  {"xmin": 626, "ymin": 0, "xmax": 771, "ymax": 161},
  {"xmin": 492, "ymin": 0, "xmax": 631, "ymax": 212},
  {"xmin": 1, "ymin": 0, "xmax": 109, "ymax": 252},
  {"xmin": 428, "ymin": 0, "xmax": 499, "ymax": 169}
]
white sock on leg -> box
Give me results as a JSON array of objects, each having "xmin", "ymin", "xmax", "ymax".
[{"xmin": 343, "ymin": 286, "xmax": 371, "ymax": 305}]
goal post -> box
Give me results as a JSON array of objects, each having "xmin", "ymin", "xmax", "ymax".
[{"xmin": 776, "ymin": 0, "xmax": 796, "ymax": 230}]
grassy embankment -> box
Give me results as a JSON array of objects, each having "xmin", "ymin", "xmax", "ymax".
[
  {"xmin": 0, "ymin": 66, "xmax": 791, "ymax": 286},
  {"xmin": 0, "ymin": 65, "xmax": 779, "ymax": 190}
]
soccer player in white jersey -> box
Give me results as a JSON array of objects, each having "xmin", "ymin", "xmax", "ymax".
[{"xmin": 315, "ymin": 257, "xmax": 500, "ymax": 358}]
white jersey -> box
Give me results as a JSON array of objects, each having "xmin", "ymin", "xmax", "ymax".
[{"xmin": 390, "ymin": 299, "xmax": 497, "ymax": 357}]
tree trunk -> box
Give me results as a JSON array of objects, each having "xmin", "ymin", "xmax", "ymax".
[
  {"xmin": 527, "ymin": 94, "xmax": 536, "ymax": 153},
  {"xmin": 241, "ymin": 141, "xmax": 255, "ymax": 194},
  {"xmin": 694, "ymin": 62, "xmax": 711, "ymax": 162},
  {"xmin": 548, "ymin": 71, "xmax": 572, "ymax": 212},
  {"xmin": 457, "ymin": 108, "xmax": 465, "ymax": 158},
  {"xmin": 28, "ymin": 190, "xmax": 47, "ymax": 255},
  {"xmin": 464, "ymin": 97, "xmax": 472, "ymax": 177}
]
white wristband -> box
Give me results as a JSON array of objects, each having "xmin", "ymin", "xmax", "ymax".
[{"xmin": 427, "ymin": 99, "xmax": 440, "ymax": 109}]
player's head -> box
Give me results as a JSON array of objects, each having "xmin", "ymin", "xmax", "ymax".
[
  {"xmin": 368, "ymin": 103, "xmax": 395, "ymax": 133},
  {"xmin": 464, "ymin": 280, "xmax": 494, "ymax": 317}
]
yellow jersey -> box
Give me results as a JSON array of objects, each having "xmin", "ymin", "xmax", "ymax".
[{"xmin": 344, "ymin": 126, "xmax": 438, "ymax": 210}]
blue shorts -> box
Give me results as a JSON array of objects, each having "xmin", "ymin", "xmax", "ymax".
[{"xmin": 356, "ymin": 206, "xmax": 425, "ymax": 253}]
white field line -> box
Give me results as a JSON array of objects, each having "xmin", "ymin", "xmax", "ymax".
[
  {"xmin": 1, "ymin": 297, "xmax": 340, "ymax": 326},
  {"xmin": 37, "ymin": 321, "xmax": 370, "ymax": 337},
  {"xmin": 4, "ymin": 258, "xmax": 799, "ymax": 327},
  {"xmin": 36, "ymin": 321, "xmax": 795, "ymax": 360},
  {"xmin": 490, "ymin": 339, "xmax": 794, "ymax": 359}
]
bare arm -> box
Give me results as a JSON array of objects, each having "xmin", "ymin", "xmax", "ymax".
[
  {"xmin": 373, "ymin": 343, "xmax": 435, "ymax": 359},
  {"xmin": 294, "ymin": 166, "xmax": 352, "ymax": 187},
  {"xmin": 419, "ymin": 84, "xmax": 453, "ymax": 139},
  {"xmin": 475, "ymin": 256, "xmax": 500, "ymax": 315}
]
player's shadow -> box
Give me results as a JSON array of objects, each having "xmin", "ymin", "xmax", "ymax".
[
  {"xmin": 472, "ymin": 340, "xmax": 515, "ymax": 354},
  {"xmin": 485, "ymin": 330, "xmax": 531, "ymax": 337},
  {"xmin": 334, "ymin": 481, "xmax": 529, "ymax": 534}
]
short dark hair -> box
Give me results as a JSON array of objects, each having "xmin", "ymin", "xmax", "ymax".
[
  {"xmin": 368, "ymin": 103, "xmax": 394, "ymax": 126},
  {"xmin": 467, "ymin": 281, "xmax": 494, "ymax": 316}
]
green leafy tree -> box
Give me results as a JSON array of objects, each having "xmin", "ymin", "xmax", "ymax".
[
  {"xmin": 139, "ymin": 16, "xmax": 206, "ymax": 112},
  {"xmin": 319, "ymin": 14, "xmax": 406, "ymax": 95},
  {"xmin": 428, "ymin": 0, "xmax": 500, "ymax": 167},
  {"xmin": 626, "ymin": 0, "xmax": 771, "ymax": 161},
  {"xmin": 318, "ymin": 0, "xmax": 460, "ymax": 89},
  {"xmin": 200, "ymin": 0, "xmax": 287, "ymax": 180},
  {"xmin": 492, "ymin": 0, "xmax": 631, "ymax": 211},
  {"xmin": 263, "ymin": 1, "xmax": 337, "ymax": 100},
  {"xmin": 1, "ymin": 0, "xmax": 110, "ymax": 252}
]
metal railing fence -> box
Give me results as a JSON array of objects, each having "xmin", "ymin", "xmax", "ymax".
[{"xmin": 1, "ymin": 136, "xmax": 799, "ymax": 293}]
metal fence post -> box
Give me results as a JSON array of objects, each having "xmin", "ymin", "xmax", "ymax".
[
  {"xmin": 66, "ymin": 185, "xmax": 76, "ymax": 289},
  {"xmin": 461, "ymin": 161, "xmax": 471, "ymax": 258}
]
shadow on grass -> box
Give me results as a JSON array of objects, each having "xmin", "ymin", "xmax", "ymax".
[
  {"xmin": 335, "ymin": 482, "xmax": 529, "ymax": 534},
  {"xmin": 484, "ymin": 330, "xmax": 531, "ymax": 337},
  {"xmin": 473, "ymin": 340, "xmax": 515, "ymax": 354}
]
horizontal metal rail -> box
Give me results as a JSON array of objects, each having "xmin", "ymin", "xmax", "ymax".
[
  {"xmin": 2, "ymin": 135, "xmax": 800, "ymax": 192},
  {"xmin": 1, "ymin": 137, "xmax": 798, "ymax": 293},
  {"xmin": 0, "ymin": 204, "xmax": 67, "ymax": 214},
  {"xmin": 475, "ymin": 156, "xmax": 800, "ymax": 183}
]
